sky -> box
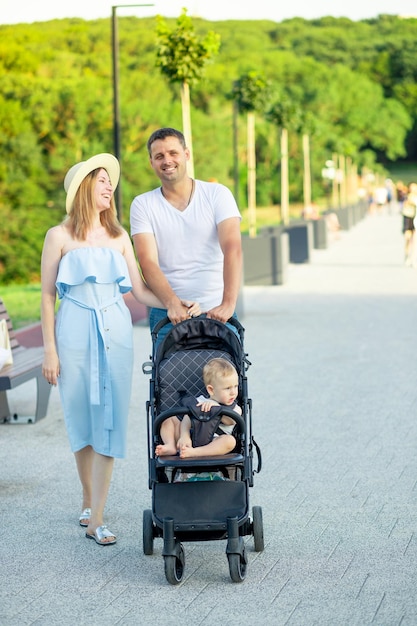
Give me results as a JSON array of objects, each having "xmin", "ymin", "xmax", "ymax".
[{"xmin": 1, "ymin": 0, "xmax": 417, "ymax": 25}]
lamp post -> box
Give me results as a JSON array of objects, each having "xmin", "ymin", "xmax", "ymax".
[{"xmin": 112, "ymin": 4, "xmax": 154, "ymax": 221}]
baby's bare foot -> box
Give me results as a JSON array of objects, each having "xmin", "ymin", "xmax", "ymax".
[
  {"xmin": 155, "ymin": 443, "xmax": 177, "ymax": 456},
  {"xmin": 179, "ymin": 444, "xmax": 195, "ymax": 459}
]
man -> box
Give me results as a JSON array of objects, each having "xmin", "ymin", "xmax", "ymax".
[{"xmin": 130, "ymin": 127, "xmax": 242, "ymax": 341}]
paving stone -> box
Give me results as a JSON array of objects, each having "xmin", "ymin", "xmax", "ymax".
[{"xmin": 1, "ymin": 212, "xmax": 417, "ymax": 625}]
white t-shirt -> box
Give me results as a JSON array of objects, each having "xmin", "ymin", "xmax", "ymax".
[{"xmin": 130, "ymin": 180, "xmax": 241, "ymax": 312}]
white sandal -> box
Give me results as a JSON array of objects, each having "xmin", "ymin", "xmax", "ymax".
[
  {"xmin": 86, "ymin": 525, "xmax": 117, "ymax": 545},
  {"xmin": 79, "ymin": 508, "xmax": 91, "ymax": 527}
]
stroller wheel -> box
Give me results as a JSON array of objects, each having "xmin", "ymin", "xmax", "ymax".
[
  {"xmin": 143, "ymin": 509, "xmax": 154, "ymax": 555},
  {"xmin": 164, "ymin": 543, "xmax": 185, "ymax": 585},
  {"xmin": 252, "ymin": 506, "xmax": 264, "ymax": 552},
  {"xmin": 227, "ymin": 538, "xmax": 247, "ymax": 583}
]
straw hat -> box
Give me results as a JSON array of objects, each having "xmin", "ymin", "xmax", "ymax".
[{"xmin": 64, "ymin": 153, "xmax": 120, "ymax": 214}]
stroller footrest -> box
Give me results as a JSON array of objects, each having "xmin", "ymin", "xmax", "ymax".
[{"xmin": 155, "ymin": 452, "xmax": 244, "ymax": 468}]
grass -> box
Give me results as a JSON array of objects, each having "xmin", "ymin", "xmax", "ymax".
[
  {"xmin": 240, "ymin": 203, "xmax": 306, "ymax": 234},
  {"xmin": 1, "ymin": 284, "xmax": 42, "ymax": 329}
]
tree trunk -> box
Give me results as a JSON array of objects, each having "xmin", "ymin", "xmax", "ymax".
[
  {"xmin": 281, "ymin": 127, "xmax": 289, "ymax": 225},
  {"xmin": 332, "ymin": 152, "xmax": 339, "ymax": 208},
  {"xmin": 302, "ymin": 133, "xmax": 312, "ymax": 210},
  {"xmin": 346, "ymin": 157, "xmax": 358, "ymax": 204},
  {"xmin": 247, "ymin": 111, "xmax": 257, "ymax": 237},
  {"xmin": 339, "ymin": 154, "xmax": 347, "ymax": 207},
  {"xmin": 233, "ymin": 97, "xmax": 239, "ymax": 207},
  {"xmin": 181, "ymin": 82, "xmax": 194, "ymax": 178}
]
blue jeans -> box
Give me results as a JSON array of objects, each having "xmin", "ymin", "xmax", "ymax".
[{"xmin": 149, "ymin": 308, "xmax": 240, "ymax": 350}]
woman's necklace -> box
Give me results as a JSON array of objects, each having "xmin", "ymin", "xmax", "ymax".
[{"xmin": 161, "ymin": 179, "xmax": 194, "ymax": 210}]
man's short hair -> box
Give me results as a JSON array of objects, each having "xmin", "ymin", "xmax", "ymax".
[{"xmin": 147, "ymin": 128, "xmax": 186, "ymax": 155}]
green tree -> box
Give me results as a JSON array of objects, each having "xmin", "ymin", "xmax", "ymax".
[
  {"xmin": 297, "ymin": 111, "xmax": 317, "ymax": 211},
  {"xmin": 155, "ymin": 9, "xmax": 220, "ymax": 177},
  {"xmin": 232, "ymin": 72, "xmax": 272, "ymax": 236},
  {"xmin": 267, "ymin": 97, "xmax": 302, "ymax": 225}
]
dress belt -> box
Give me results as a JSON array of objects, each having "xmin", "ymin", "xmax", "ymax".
[{"xmin": 62, "ymin": 293, "xmax": 122, "ymax": 430}]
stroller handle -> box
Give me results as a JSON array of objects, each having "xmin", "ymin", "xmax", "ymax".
[{"xmin": 151, "ymin": 313, "xmax": 244, "ymax": 343}]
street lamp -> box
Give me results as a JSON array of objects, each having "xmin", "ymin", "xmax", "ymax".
[{"xmin": 112, "ymin": 4, "xmax": 154, "ymax": 221}]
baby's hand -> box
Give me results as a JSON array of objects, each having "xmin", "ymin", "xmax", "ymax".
[{"xmin": 197, "ymin": 399, "xmax": 219, "ymax": 413}]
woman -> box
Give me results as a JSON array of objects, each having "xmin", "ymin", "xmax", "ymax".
[{"xmin": 41, "ymin": 154, "xmax": 199, "ymax": 545}]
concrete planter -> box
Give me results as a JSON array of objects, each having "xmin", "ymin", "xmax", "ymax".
[
  {"xmin": 311, "ymin": 218, "xmax": 328, "ymax": 250},
  {"xmin": 283, "ymin": 221, "xmax": 313, "ymax": 263},
  {"xmin": 336, "ymin": 206, "xmax": 353, "ymax": 230},
  {"xmin": 242, "ymin": 230, "xmax": 289, "ymax": 285}
]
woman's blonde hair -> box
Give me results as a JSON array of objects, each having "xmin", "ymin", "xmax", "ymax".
[{"xmin": 65, "ymin": 168, "xmax": 123, "ymax": 240}]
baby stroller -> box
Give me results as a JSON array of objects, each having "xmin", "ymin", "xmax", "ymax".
[{"xmin": 142, "ymin": 314, "xmax": 263, "ymax": 584}]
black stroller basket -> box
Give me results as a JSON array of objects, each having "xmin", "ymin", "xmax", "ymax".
[{"xmin": 142, "ymin": 315, "xmax": 263, "ymax": 584}]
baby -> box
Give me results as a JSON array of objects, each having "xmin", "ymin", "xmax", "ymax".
[{"xmin": 155, "ymin": 357, "xmax": 242, "ymax": 458}]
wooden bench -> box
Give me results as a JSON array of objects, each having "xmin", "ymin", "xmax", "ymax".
[{"xmin": 0, "ymin": 298, "xmax": 51, "ymax": 424}]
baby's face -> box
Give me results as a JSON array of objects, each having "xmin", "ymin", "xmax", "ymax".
[{"xmin": 210, "ymin": 373, "xmax": 238, "ymax": 406}]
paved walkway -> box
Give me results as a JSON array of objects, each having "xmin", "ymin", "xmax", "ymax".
[{"xmin": 2, "ymin": 212, "xmax": 417, "ymax": 625}]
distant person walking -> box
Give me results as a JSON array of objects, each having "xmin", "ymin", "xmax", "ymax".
[
  {"xmin": 396, "ymin": 181, "xmax": 408, "ymax": 214},
  {"xmin": 402, "ymin": 182, "xmax": 417, "ymax": 266},
  {"xmin": 374, "ymin": 185, "xmax": 388, "ymax": 213}
]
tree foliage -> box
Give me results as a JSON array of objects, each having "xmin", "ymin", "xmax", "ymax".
[
  {"xmin": 155, "ymin": 9, "xmax": 220, "ymax": 86},
  {"xmin": 232, "ymin": 71, "xmax": 272, "ymax": 114},
  {"xmin": 0, "ymin": 14, "xmax": 416, "ymax": 283}
]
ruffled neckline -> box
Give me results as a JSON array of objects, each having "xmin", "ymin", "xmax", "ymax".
[{"xmin": 56, "ymin": 247, "xmax": 132, "ymax": 297}]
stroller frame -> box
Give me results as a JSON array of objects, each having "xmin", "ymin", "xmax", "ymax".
[{"xmin": 142, "ymin": 315, "xmax": 263, "ymax": 584}]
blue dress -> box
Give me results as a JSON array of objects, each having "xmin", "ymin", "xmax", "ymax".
[{"xmin": 55, "ymin": 247, "xmax": 133, "ymax": 458}]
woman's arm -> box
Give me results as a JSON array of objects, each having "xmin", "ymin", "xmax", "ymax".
[{"xmin": 40, "ymin": 227, "xmax": 63, "ymax": 385}]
